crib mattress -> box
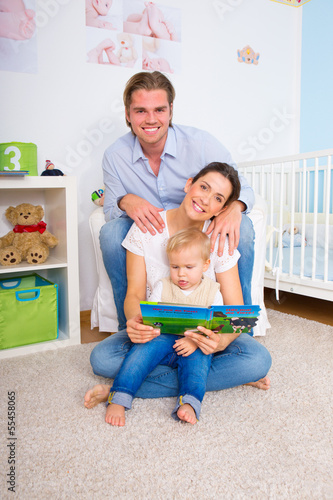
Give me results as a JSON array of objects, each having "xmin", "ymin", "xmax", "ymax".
[{"xmin": 267, "ymin": 247, "xmax": 333, "ymax": 281}]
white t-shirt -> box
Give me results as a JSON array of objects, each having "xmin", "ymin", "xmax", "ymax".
[{"xmin": 122, "ymin": 211, "xmax": 240, "ymax": 300}]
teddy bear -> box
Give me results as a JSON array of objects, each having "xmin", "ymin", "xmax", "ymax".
[
  {"xmin": 117, "ymin": 33, "xmax": 137, "ymax": 66},
  {"xmin": 0, "ymin": 203, "xmax": 58, "ymax": 266},
  {"xmin": 282, "ymin": 225, "xmax": 306, "ymax": 247}
]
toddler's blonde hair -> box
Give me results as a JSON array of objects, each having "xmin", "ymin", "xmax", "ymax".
[{"xmin": 166, "ymin": 228, "xmax": 211, "ymax": 262}]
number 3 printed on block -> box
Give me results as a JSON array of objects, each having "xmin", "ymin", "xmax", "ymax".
[{"xmin": 4, "ymin": 146, "xmax": 21, "ymax": 171}]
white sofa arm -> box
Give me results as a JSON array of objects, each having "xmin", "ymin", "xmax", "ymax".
[{"xmin": 89, "ymin": 207, "xmax": 118, "ymax": 332}]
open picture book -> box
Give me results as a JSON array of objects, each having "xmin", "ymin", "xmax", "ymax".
[{"xmin": 140, "ymin": 302, "xmax": 260, "ymax": 335}]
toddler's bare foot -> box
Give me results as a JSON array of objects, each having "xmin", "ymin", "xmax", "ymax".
[
  {"xmin": 105, "ymin": 45, "xmax": 120, "ymax": 65},
  {"xmin": 177, "ymin": 404, "xmax": 197, "ymax": 424},
  {"xmin": 163, "ymin": 20, "xmax": 177, "ymax": 41},
  {"xmin": 84, "ymin": 384, "xmax": 110, "ymax": 408},
  {"xmin": 124, "ymin": 7, "xmax": 152, "ymax": 36},
  {"xmin": 146, "ymin": 3, "xmax": 175, "ymax": 40},
  {"xmin": 0, "ymin": 10, "xmax": 35, "ymax": 40},
  {"xmin": 105, "ymin": 403, "xmax": 125, "ymax": 426},
  {"xmin": 98, "ymin": 20, "xmax": 114, "ymax": 30},
  {"xmin": 246, "ymin": 376, "xmax": 270, "ymax": 390}
]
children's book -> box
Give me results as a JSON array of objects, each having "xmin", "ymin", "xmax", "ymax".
[
  {"xmin": 0, "ymin": 170, "xmax": 29, "ymax": 176},
  {"xmin": 140, "ymin": 302, "xmax": 260, "ymax": 335}
]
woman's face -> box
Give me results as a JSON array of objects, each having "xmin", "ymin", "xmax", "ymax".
[{"xmin": 183, "ymin": 171, "xmax": 233, "ymax": 221}]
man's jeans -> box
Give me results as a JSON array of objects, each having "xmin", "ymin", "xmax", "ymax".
[
  {"xmin": 99, "ymin": 215, "xmax": 255, "ymax": 331},
  {"xmin": 108, "ymin": 334, "xmax": 212, "ymax": 420}
]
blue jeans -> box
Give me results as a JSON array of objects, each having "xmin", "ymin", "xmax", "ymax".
[
  {"xmin": 108, "ymin": 334, "xmax": 212, "ymax": 420},
  {"xmin": 99, "ymin": 214, "xmax": 255, "ymax": 330},
  {"xmin": 90, "ymin": 330, "xmax": 272, "ymax": 400}
]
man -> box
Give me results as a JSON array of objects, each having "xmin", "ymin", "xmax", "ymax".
[{"xmin": 100, "ymin": 71, "xmax": 255, "ymax": 330}]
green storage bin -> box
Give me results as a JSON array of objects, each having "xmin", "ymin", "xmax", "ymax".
[
  {"xmin": 0, "ymin": 142, "xmax": 38, "ymax": 176},
  {"xmin": 0, "ymin": 274, "xmax": 58, "ymax": 350}
]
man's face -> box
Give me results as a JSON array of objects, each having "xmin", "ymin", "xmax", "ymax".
[{"xmin": 125, "ymin": 89, "xmax": 172, "ymax": 151}]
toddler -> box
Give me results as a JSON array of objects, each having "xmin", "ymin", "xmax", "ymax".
[{"xmin": 106, "ymin": 228, "xmax": 223, "ymax": 426}]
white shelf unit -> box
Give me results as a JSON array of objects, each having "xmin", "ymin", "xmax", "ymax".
[{"xmin": 0, "ymin": 176, "xmax": 80, "ymax": 359}]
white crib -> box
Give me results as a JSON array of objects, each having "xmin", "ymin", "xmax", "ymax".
[{"xmin": 239, "ymin": 149, "xmax": 333, "ymax": 302}]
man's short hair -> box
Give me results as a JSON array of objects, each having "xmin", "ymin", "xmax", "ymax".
[
  {"xmin": 166, "ymin": 228, "xmax": 211, "ymax": 262},
  {"xmin": 123, "ymin": 71, "xmax": 175, "ymax": 132}
]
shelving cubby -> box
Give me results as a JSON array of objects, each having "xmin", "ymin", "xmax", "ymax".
[{"xmin": 0, "ymin": 176, "xmax": 80, "ymax": 359}]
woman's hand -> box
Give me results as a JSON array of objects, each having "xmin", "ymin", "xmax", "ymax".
[
  {"xmin": 173, "ymin": 337, "xmax": 198, "ymax": 357},
  {"xmin": 206, "ymin": 200, "xmax": 245, "ymax": 256},
  {"xmin": 126, "ymin": 314, "xmax": 160, "ymax": 343},
  {"xmin": 183, "ymin": 327, "xmax": 239, "ymax": 355}
]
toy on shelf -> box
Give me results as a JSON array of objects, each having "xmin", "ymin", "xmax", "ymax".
[
  {"xmin": 41, "ymin": 160, "xmax": 64, "ymax": 176},
  {"xmin": 0, "ymin": 203, "xmax": 59, "ymax": 266},
  {"xmin": 282, "ymin": 225, "xmax": 306, "ymax": 248},
  {"xmin": 91, "ymin": 188, "xmax": 104, "ymax": 206},
  {"xmin": 237, "ymin": 45, "xmax": 260, "ymax": 65}
]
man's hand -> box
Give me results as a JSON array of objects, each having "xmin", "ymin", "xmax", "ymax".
[
  {"xmin": 206, "ymin": 200, "xmax": 245, "ymax": 256},
  {"xmin": 119, "ymin": 194, "xmax": 165, "ymax": 235}
]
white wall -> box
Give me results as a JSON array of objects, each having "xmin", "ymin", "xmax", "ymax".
[{"xmin": 0, "ymin": 0, "xmax": 302, "ymax": 311}]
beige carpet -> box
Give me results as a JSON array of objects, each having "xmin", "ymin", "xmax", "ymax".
[{"xmin": 1, "ymin": 309, "xmax": 332, "ymax": 500}]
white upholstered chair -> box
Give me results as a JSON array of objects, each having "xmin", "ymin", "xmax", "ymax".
[{"xmin": 89, "ymin": 195, "xmax": 271, "ymax": 336}]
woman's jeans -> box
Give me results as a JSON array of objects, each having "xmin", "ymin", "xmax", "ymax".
[
  {"xmin": 108, "ymin": 334, "xmax": 212, "ymax": 420},
  {"xmin": 90, "ymin": 330, "xmax": 272, "ymax": 402},
  {"xmin": 99, "ymin": 214, "xmax": 255, "ymax": 331}
]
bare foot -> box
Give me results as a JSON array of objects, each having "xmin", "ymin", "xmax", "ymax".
[
  {"xmin": 84, "ymin": 384, "xmax": 110, "ymax": 409},
  {"xmin": 246, "ymin": 376, "xmax": 270, "ymax": 390},
  {"xmin": 146, "ymin": 3, "xmax": 176, "ymax": 40},
  {"xmin": 0, "ymin": 9, "xmax": 35, "ymax": 40},
  {"xmin": 105, "ymin": 403, "xmax": 126, "ymax": 426},
  {"xmin": 177, "ymin": 404, "xmax": 197, "ymax": 424}
]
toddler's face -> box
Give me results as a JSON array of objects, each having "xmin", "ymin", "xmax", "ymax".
[
  {"xmin": 168, "ymin": 246, "xmax": 210, "ymax": 292},
  {"xmin": 93, "ymin": 0, "xmax": 112, "ymax": 16}
]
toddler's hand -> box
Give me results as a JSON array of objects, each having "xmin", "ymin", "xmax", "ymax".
[{"xmin": 173, "ymin": 336, "xmax": 197, "ymax": 357}]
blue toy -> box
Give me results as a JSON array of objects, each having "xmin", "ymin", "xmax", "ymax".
[{"xmin": 282, "ymin": 226, "xmax": 306, "ymax": 247}]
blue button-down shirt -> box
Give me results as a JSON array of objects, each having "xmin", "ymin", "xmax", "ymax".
[{"xmin": 102, "ymin": 124, "xmax": 254, "ymax": 221}]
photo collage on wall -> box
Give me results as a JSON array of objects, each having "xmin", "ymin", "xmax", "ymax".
[
  {"xmin": 0, "ymin": 0, "xmax": 37, "ymax": 74},
  {"xmin": 86, "ymin": 0, "xmax": 181, "ymax": 74}
]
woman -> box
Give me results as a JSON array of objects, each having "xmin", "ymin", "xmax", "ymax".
[{"xmin": 85, "ymin": 163, "xmax": 272, "ymax": 412}]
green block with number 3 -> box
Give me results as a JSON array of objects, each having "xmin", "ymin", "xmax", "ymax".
[{"xmin": 0, "ymin": 142, "xmax": 38, "ymax": 176}]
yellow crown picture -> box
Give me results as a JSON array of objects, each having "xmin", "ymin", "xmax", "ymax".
[{"xmin": 270, "ymin": 0, "xmax": 312, "ymax": 6}]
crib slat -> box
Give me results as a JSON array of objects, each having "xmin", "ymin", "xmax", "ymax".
[
  {"xmin": 289, "ymin": 162, "xmax": 296, "ymax": 276},
  {"xmin": 269, "ymin": 164, "xmax": 274, "ymax": 267},
  {"xmin": 311, "ymin": 158, "xmax": 319, "ymax": 280},
  {"xmin": 278, "ymin": 163, "xmax": 284, "ymax": 274},
  {"xmin": 324, "ymin": 155, "xmax": 331, "ymax": 282},
  {"xmin": 300, "ymin": 159, "xmax": 307, "ymax": 278}
]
